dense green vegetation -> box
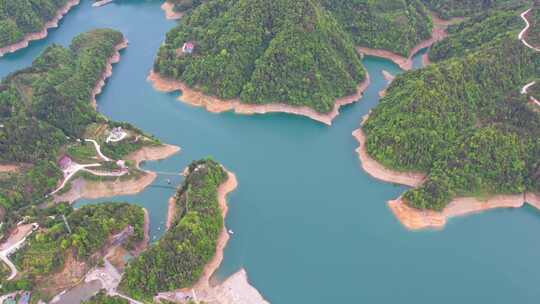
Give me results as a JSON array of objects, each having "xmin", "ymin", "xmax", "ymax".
[
  {"xmin": 528, "ymin": 1, "xmax": 540, "ymax": 47},
  {"xmin": 420, "ymin": 0, "xmax": 529, "ymax": 18},
  {"xmin": 155, "ymin": 0, "xmax": 367, "ymax": 114},
  {"xmin": 429, "ymin": 10, "xmax": 522, "ymax": 61},
  {"xmin": 6, "ymin": 203, "xmax": 144, "ymax": 290},
  {"xmin": 82, "ymin": 290, "xmax": 129, "ymax": 304},
  {"xmin": 363, "ymin": 7, "xmax": 540, "ymax": 211},
  {"xmin": 0, "ymin": 29, "xmax": 161, "ymax": 240},
  {"xmin": 119, "ymin": 159, "xmax": 227, "ymax": 301},
  {"xmin": 0, "ymin": 0, "xmax": 71, "ymax": 49},
  {"xmin": 321, "ymin": 0, "xmax": 433, "ymax": 56}
]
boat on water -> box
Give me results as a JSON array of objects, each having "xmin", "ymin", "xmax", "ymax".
[{"xmin": 92, "ymin": 0, "xmax": 114, "ymax": 7}]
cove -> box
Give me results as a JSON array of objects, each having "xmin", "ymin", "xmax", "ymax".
[{"xmin": 2, "ymin": 1, "xmax": 540, "ymax": 303}]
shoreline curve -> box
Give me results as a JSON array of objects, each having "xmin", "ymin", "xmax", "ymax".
[
  {"xmin": 91, "ymin": 39, "xmax": 129, "ymax": 109},
  {"xmin": 148, "ymin": 70, "xmax": 370, "ymax": 125},
  {"xmin": 161, "ymin": 2, "xmax": 183, "ymax": 20},
  {"xmin": 353, "ymin": 118, "xmax": 540, "ymax": 230},
  {"xmin": 357, "ymin": 13, "xmax": 458, "ymax": 70},
  {"xmin": 0, "ymin": 0, "xmax": 80, "ymax": 57},
  {"xmin": 160, "ymin": 169, "xmax": 268, "ymax": 303},
  {"xmin": 54, "ymin": 144, "xmax": 180, "ymax": 203}
]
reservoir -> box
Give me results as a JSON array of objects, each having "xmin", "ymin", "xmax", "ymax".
[{"xmin": 2, "ymin": 1, "xmax": 540, "ymax": 303}]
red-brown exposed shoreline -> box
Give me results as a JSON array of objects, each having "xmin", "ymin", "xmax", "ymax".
[
  {"xmin": 353, "ymin": 117, "xmax": 540, "ymax": 230},
  {"xmin": 161, "ymin": 2, "xmax": 183, "ymax": 20},
  {"xmin": 159, "ymin": 169, "xmax": 268, "ymax": 303},
  {"xmin": 357, "ymin": 13, "xmax": 461, "ymax": 70},
  {"xmin": 148, "ymin": 70, "xmax": 370, "ymax": 125},
  {"xmin": 0, "ymin": 0, "xmax": 80, "ymax": 57},
  {"xmin": 91, "ymin": 39, "xmax": 129, "ymax": 109}
]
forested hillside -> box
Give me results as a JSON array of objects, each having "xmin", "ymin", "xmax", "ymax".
[
  {"xmin": 119, "ymin": 159, "xmax": 227, "ymax": 301},
  {"xmin": 528, "ymin": 1, "xmax": 540, "ymax": 47},
  {"xmin": 429, "ymin": 10, "xmax": 522, "ymax": 61},
  {"xmin": 0, "ymin": 29, "xmax": 158, "ymax": 240},
  {"xmin": 2, "ymin": 203, "xmax": 144, "ymax": 297},
  {"xmin": 321, "ymin": 0, "xmax": 433, "ymax": 56},
  {"xmin": 420, "ymin": 0, "xmax": 529, "ymax": 18},
  {"xmin": 154, "ymin": 0, "xmax": 367, "ymax": 114},
  {"xmin": 362, "ymin": 10, "xmax": 540, "ymax": 211},
  {"xmin": 0, "ymin": 0, "xmax": 71, "ymax": 49}
]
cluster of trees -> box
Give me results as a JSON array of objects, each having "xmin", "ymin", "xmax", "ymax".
[
  {"xmin": 0, "ymin": 0, "xmax": 70, "ymax": 48},
  {"xmin": 119, "ymin": 159, "xmax": 227, "ymax": 301},
  {"xmin": 9, "ymin": 203, "xmax": 144, "ymax": 287},
  {"xmin": 321, "ymin": 0, "xmax": 433, "ymax": 56},
  {"xmin": 363, "ymin": 11, "xmax": 540, "ymax": 210},
  {"xmin": 429, "ymin": 10, "xmax": 522, "ymax": 61},
  {"xmin": 420, "ymin": 0, "xmax": 529, "ymax": 18},
  {"xmin": 0, "ymin": 29, "xmax": 134, "ymax": 237},
  {"xmin": 154, "ymin": 0, "xmax": 368, "ymax": 114}
]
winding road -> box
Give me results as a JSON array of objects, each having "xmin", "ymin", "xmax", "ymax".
[
  {"xmin": 519, "ymin": 8, "xmax": 540, "ymax": 106},
  {"xmin": 85, "ymin": 139, "xmax": 112, "ymax": 162},
  {"xmin": 0, "ymin": 223, "xmax": 38, "ymax": 281}
]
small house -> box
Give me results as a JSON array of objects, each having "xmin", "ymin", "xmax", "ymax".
[
  {"xmin": 182, "ymin": 42, "xmax": 195, "ymax": 54},
  {"xmin": 58, "ymin": 156, "xmax": 72, "ymax": 170}
]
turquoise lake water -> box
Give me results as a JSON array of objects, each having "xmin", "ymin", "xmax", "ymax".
[{"xmin": 2, "ymin": 1, "xmax": 540, "ymax": 302}]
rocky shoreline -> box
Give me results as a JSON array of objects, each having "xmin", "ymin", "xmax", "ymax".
[
  {"xmin": 148, "ymin": 70, "xmax": 370, "ymax": 125},
  {"xmin": 161, "ymin": 2, "xmax": 183, "ymax": 20},
  {"xmin": 91, "ymin": 39, "xmax": 129, "ymax": 109},
  {"xmin": 160, "ymin": 169, "xmax": 268, "ymax": 304},
  {"xmin": 54, "ymin": 144, "xmax": 180, "ymax": 203},
  {"xmin": 357, "ymin": 13, "xmax": 459, "ymax": 70},
  {"xmin": 0, "ymin": 0, "xmax": 80, "ymax": 57},
  {"xmin": 353, "ymin": 117, "xmax": 540, "ymax": 230}
]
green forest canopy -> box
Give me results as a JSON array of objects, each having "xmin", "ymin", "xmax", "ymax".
[
  {"xmin": 3, "ymin": 203, "xmax": 144, "ymax": 295},
  {"xmin": 155, "ymin": 0, "xmax": 367, "ymax": 114},
  {"xmin": 0, "ymin": 0, "xmax": 71, "ymax": 49},
  {"xmin": 0, "ymin": 29, "xmax": 157, "ymax": 241},
  {"xmin": 363, "ymin": 5, "xmax": 540, "ymax": 211},
  {"xmin": 420, "ymin": 0, "xmax": 530, "ymax": 18},
  {"xmin": 119, "ymin": 159, "xmax": 227, "ymax": 301}
]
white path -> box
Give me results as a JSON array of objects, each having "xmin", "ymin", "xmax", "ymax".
[
  {"xmin": 85, "ymin": 139, "xmax": 112, "ymax": 162},
  {"xmin": 49, "ymin": 163, "xmax": 101, "ymax": 196},
  {"xmin": 85, "ymin": 255, "xmax": 143, "ymax": 304},
  {"xmin": 518, "ymin": 9, "xmax": 540, "ymax": 107},
  {"xmin": 0, "ymin": 223, "xmax": 38, "ymax": 281},
  {"xmin": 519, "ymin": 9, "xmax": 540, "ymax": 52}
]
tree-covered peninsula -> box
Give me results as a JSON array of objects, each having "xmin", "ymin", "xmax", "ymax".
[
  {"xmin": 154, "ymin": 0, "xmax": 366, "ymax": 114},
  {"xmin": 0, "ymin": 29, "xmax": 169, "ymax": 241},
  {"xmin": 362, "ymin": 5, "xmax": 540, "ymax": 211},
  {"xmin": 0, "ymin": 0, "xmax": 78, "ymax": 52},
  {"xmin": 1, "ymin": 202, "xmax": 145, "ymax": 299},
  {"xmin": 119, "ymin": 159, "xmax": 227, "ymax": 301}
]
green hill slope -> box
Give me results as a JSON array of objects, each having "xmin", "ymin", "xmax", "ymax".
[
  {"xmin": 154, "ymin": 0, "xmax": 367, "ymax": 114},
  {"xmin": 363, "ymin": 12, "xmax": 540, "ymax": 211},
  {"xmin": 321, "ymin": 0, "xmax": 433, "ymax": 56},
  {"xmin": 420, "ymin": 0, "xmax": 530, "ymax": 18},
  {"xmin": 0, "ymin": 0, "xmax": 72, "ymax": 49}
]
